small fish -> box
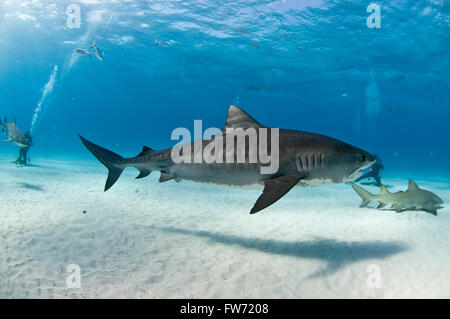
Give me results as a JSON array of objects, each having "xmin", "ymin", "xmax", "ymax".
[
  {"xmin": 351, "ymin": 179, "xmax": 443, "ymax": 215},
  {"xmin": 154, "ymin": 38, "xmax": 170, "ymax": 47}
]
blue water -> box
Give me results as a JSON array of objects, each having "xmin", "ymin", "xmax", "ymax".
[{"xmin": 0, "ymin": 0, "xmax": 449, "ymax": 178}]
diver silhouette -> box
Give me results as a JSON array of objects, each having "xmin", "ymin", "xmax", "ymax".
[
  {"xmin": 17, "ymin": 131, "xmax": 33, "ymax": 165},
  {"xmin": 354, "ymin": 155, "xmax": 383, "ymax": 186}
]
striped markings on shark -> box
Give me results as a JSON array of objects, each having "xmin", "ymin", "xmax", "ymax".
[
  {"xmin": 351, "ymin": 180, "xmax": 443, "ymax": 216},
  {"xmin": 80, "ymin": 105, "xmax": 376, "ymax": 214}
]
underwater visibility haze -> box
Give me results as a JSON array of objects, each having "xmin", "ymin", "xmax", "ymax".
[{"xmin": 0, "ymin": 0, "xmax": 449, "ymax": 299}]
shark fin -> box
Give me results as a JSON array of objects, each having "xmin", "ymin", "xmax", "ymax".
[
  {"xmin": 79, "ymin": 135, "xmax": 125, "ymax": 191},
  {"xmin": 136, "ymin": 169, "xmax": 151, "ymax": 179},
  {"xmin": 408, "ymin": 179, "xmax": 420, "ymax": 191},
  {"xmin": 224, "ymin": 105, "xmax": 262, "ymax": 130},
  {"xmin": 250, "ymin": 174, "xmax": 302, "ymax": 214},
  {"xmin": 379, "ymin": 184, "xmax": 390, "ymax": 195},
  {"xmin": 377, "ymin": 202, "xmax": 387, "ymax": 209},
  {"xmin": 350, "ymin": 182, "xmax": 373, "ymax": 207},
  {"xmin": 159, "ymin": 172, "xmax": 176, "ymax": 183},
  {"xmin": 13, "ymin": 118, "xmax": 16, "ymax": 125},
  {"xmin": 428, "ymin": 209, "xmax": 437, "ymax": 216},
  {"xmin": 138, "ymin": 146, "xmax": 154, "ymax": 157}
]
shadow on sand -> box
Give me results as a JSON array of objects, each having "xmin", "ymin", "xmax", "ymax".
[
  {"xmin": 17, "ymin": 182, "xmax": 44, "ymax": 191},
  {"xmin": 158, "ymin": 226, "xmax": 408, "ymax": 277}
]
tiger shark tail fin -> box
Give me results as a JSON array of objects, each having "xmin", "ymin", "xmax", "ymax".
[
  {"xmin": 350, "ymin": 182, "xmax": 374, "ymax": 207},
  {"xmin": 79, "ymin": 135, "xmax": 125, "ymax": 191}
]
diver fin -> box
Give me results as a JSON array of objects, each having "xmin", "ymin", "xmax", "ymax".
[
  {"xmin": 159, "ymin": 172, "xmax": 176, "ymax": 183},
  {"xmin": 379, "ymin": 184, "xmax": 390, "ymax": 195},
  {"xmin": 136, "ymin": 169, "xmax": 151, "ymax": 179},
  {"xmin": 408, "ymin": 179, "xmax": 420, "ymax": 191},
  {"xmin": 79, "ymin": 135, "xmax": 125, "ymax": 191},
  {"xmin": 250, "ymin": 174, "xmax": 302, "ymax": 214},
  {"xmin": 350, "ymin": 182, "xmax": 374, "ymax": 207},
  {"xmin": 223, "ymin": 105, "xmax": 263, "ymax": 130}
]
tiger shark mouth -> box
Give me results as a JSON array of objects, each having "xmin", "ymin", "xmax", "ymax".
[{"xmin": 347, "ymin": 159, "xmax": 377, "ymax": 181}]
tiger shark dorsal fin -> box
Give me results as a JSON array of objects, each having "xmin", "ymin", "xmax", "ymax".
[
  {"xmin": 138, "ymin": 146, "xmax": 154, "ymax": 157},
  {"xmin": 224, "ymin": 105, "xmax": 262, "ymax": 130},
  {"xmin": 380, "ymin": 184, "xmax": 390, "ymax": 194},
  {"xmin": 408, "ymin": 179, "xmax": 420, "ymax": 191},
  {"xmin": 13, "ymin": 118, "xmax": 16, "ymax": 125}
]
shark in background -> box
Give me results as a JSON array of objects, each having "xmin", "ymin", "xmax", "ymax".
[
  {"xmin": 351, "ymin": 179, "xmax": 443, "ymax": 215},
  {"xmin": 74, "ymin": 48, "xmax": 92, "ymax": 57},
  {"xmin": 80, "ymin": 105, "xmax": 376, "ymax": 214},
  {"xmin": 1, "ymin": 117, "xmax": 31, "ymax": 148},
  {"xmin": 91, "ymin": 39, "xmax": 103, "ymax": 61}
]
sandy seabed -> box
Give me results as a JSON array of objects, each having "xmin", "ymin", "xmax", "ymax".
[{"xmin": 0, "ymin": 156, "xmax": 449, "ymax": 298}]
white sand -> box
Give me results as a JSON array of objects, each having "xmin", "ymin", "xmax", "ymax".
[{"xmin": 0, "ymin": 155, "xmax": 449, "ymax": 298}]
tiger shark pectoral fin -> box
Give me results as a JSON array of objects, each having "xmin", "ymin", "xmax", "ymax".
[
  {"xmin": 1, "ymin": 138, "xmax": 13, "ymax": 142},
  {"xmin": 250, "ymin": 174, "xmax": 303, "ymax": 214}
]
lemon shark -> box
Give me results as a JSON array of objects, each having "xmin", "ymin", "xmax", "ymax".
[
  {"xmin": 351, "ymin": 180, "xmax": 443, "ymax": 215},
  {"xmin": 1, "ymin": 117, "xmax": 31, "ymax": 148},
  {"xmin": 80, "ymin": 105, "xmax": 375, "ymax": 214}
]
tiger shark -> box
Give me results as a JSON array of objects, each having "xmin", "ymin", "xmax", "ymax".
[
  {"xmin": 1, "ymin": 117, "xmax": 30, "ymax": 148},
  {"xmin": 80, "ymin": 105, "xmax": 376, "ymax": 214}
]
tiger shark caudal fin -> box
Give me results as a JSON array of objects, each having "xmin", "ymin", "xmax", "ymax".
[
  {"xmin": 350, "ymin": 182, "xmax": 374, "ymax": 207},
  {"xmin": 79, "ymin": 135, "xmax": 125, "ymax": 191}
]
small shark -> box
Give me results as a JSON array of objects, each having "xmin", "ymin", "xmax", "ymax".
[
  {"xmin": 1, "ymin": 117, "xmax": 30, "ymax": 148},
  {"xmin": 351, "ymin": 180, "xmax": 443, "ymax": 215},
  {"xmin": 74, "ymin": 48, "xmax": 92, "ymax": 57},
  {"xmin": 80, "ymin": 105, "xmax": 375, "ymax": 214}
]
